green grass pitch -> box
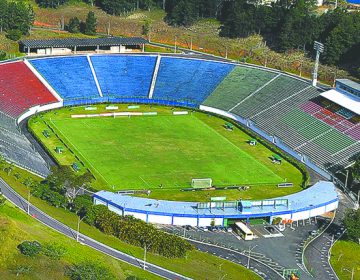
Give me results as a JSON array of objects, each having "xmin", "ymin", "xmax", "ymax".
[
  {"xmin": 49, "ymin": 114, "xmax": 282, "ymax": 190},
  {"xmin": 29, "ymin": 105, "xmax": 304, "ymax": 200}
]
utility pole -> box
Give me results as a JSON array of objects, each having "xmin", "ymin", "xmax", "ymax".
[
  {"xmin": 27, "ymin": 187, "xmax": 30, "ymax": 215},
  {"xmin": 143, "ymin": 242, "xmax": 152, "ymax": 270},
  {"xmin": 174, "ymin": 36, "xmax": 177, "ymax": 54},
  {"xmin": 76, "ymin": 215, "xmax": 85, "ymax": 242},
  {"xmin": 312, "ymin": 41, "xmax": 324, "ymax": 86},
  {"xmin": 345, "ymin": 169, "xmax": 349, "ymax": 190}
]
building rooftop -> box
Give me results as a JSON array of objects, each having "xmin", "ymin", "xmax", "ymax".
[
  {"xmin": 94, "ymin": 181, "xmax": 338, "ymax": 218},
  {"xmin": 321, "ymin": 89, "xmax": 360, "ymax": 115},
  {"xmin": 19, "ymin": 37, "xmax": 148, "ymax": 49},
  {"xmin": 336, "ymin": 79, "xmax": 360, "ymax": 92}
]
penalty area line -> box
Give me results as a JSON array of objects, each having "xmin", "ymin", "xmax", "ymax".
[{"xmin": 139, "ymin": 176, "xmax": 151, "ymax": 188}]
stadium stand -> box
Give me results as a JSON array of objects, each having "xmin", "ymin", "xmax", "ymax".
[
  {"xmin": 0, "ymin": 112, "xmax": 19, "ymax": 134},
  {"xmin": 0, "ymin": 62, "xmax": 58, "ymax": 118},
  {"xmin": 30, "ymin": 56, "xmax": 100, "ymax": 100},
  {"xmin": 0, "ymin": 55, "xmax": 358, "ymax": 178},
  {"xmin": 153, "ymin": 57, "xmax": 234, "ymax": 105},
  {"xmin": 91, "ymin": 55, "xmax": 156, "ymax": 98},
  {"xmin": 0, "ymin": 123, "xmax": 49, "ymax": 177},
  {"xmin": 230, "ymin": 75, "xmax": 310, "ymax": 118},
  {"xmin": 300, "ymin": 98, "xmax": 360, "ymax": 141},
  {"xmin": 0, "ymin": 141, "xmax": 49, "ymax": 176},
  {"xmin": 202, "ymin": 66, "xmax": 277, "ymax": 111}
]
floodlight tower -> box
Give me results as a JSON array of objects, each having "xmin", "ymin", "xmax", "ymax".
[{"xmin": 312, "ymin": 41, "xmax": 324, "ymax": 86}]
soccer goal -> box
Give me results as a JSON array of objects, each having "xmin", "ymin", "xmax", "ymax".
[{"xmin": 191, "ymin": 178, "xmax": 213, "ymax": 188}]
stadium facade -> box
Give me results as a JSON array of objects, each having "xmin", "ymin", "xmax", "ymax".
[{"xmin": 93, "ymin": 181, "xmax": 339, "ymax": 226}]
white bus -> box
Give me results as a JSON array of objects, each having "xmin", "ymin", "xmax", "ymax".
[{"xmin": 234, "ymin": 222, "xmax": 254, "ymax": 241}]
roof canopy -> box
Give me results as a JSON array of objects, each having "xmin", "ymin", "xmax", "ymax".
[
  {"xmin": 19, "ymin": 37, "xmax": 148, "ymax": 49},
  {"xmin": 336, "ymin": 79, "xmax": 360, "ymax": 92},
  {"xmin": 320, "ymin": 89, "xmax": 360, "ymax": 115}
]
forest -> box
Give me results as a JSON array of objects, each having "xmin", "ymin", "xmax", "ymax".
[{"xmin": 0, "ymin": 0, "xmax": 352, "ymax": 77}]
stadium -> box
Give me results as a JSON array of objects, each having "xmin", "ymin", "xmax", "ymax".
[{"xmin": 0, "ymin": 49, "xmax": 359, "ymax": 226}]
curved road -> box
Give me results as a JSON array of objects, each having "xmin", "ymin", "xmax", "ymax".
[
  {"xmin": 0, "ymin": 178, "xmax": 191, "ymax": 280},
  {"xmin": 303, "ymin": 190, "xmax": 353, "ymax": 279},
  {"xmin": 188, "ymin": 240, "xmax": 283, "ymax": 280}
]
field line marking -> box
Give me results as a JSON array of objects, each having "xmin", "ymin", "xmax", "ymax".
[
  {"xmin": 139, "ymin": 176, "xmax": 151, "ymax": 188},
  {"xmin": 49, "ymin": 119, "xmax": 113, "ymax": 188},
  {"xmin": 195, "ymin": 117, "xmax": 283, "ymax": 181}
]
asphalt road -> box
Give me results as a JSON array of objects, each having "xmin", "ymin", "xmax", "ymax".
[
  {"xmin": 189, "ymin": 240, "xmax": 283, "ymax": 280},
  {"xmin": 303, "ymin": 190, "xmax": 353, "ymax": 280},
  {"xmin": 0, "ymin": 178, "xmax": 191, "ymax": 280}
]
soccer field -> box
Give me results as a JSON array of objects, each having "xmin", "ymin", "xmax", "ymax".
[{"xmin": 49, "ymin": 113, "xmax": 283, "ymax": 190}]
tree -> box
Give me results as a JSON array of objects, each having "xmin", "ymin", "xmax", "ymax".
[
  {"xmin": 84, "ymin": 11, "xmax": 97, "ymax": 35},
  {"xmin": 5, "ymin": 29, "xmax": 22, "ymax": 41},
  {"xmin": 72, "ymin": 195, "xmax": 93, "ymax": 216},
  {"xmin": 98, "ymin": 0, "xmax": 133, "ymax": 16},
  {"xmin": 165, "ymin": 0, "xmax": 198, "ymax": 27},
  {"xmin": 65, "ymin": 261, "xmax": 115, "ymax": 280},
  {"xmin": 67, "ymin": 17, "xmax": 80, "ymax": 33},
  {"xmin": 344, "ymin": 209, "xmax": 360, "ymax": 244},
  {"xmin": 17, "ymin": 241, "xmax": 42, "ymax": 257},
  {"xmin": 142, "ymin": 20, "xmax": 151, "ymax": 36},
  {"xmin": 35, "ymin": 0, "xmax": 68, "ymax": 8},
  {"xmin": 352, "ymin": 158, "xmax": 360, "ymax": 181}
]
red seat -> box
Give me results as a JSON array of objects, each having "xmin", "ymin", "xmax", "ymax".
[{"xmin": 0, "ymin": 61, "xmax": 58, "ymax": 117}]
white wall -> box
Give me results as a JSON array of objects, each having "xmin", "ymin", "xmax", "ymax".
[
  {"xmin": 94, "ymin": 198, "xmax": 107, "ymax": 206},
  {"xmin": 125, "ymin": 211, "xmax": 147, "ymax": 221},
  {"xmin": 17, "ymin": 101, "xmax": 63, "ymax": 124},
  {"xmin": 309, "ymin": 206, "xmax": 326, "ymax": 217},
  {"xmin": 199, "ymin": 105, "xmax": 244, "ymax": 123},
  {"xmin": 325, "ymin": 201, "xmax": 339, "ymax": 212},
  {"xmin": 173, "ymin": 217, "xmax": 197, "ymax": 226},
  {"xmin": 108, "ymin": 205, "xmax": 123, "ymax": 216},
  {"xmin": 148, "ymin": 214, "xmax": 172, "ymax": 225},
  {"xmin": 291, "ymin": 210, "xmax": 310, "ymax": 221}
]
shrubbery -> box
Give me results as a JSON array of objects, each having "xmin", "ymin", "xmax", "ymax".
[
  {"xmin": 18, "ymin": 241, "xmax": 42, "ymax": 257},
  {"xmin": 65, "ymin": 261, "xmax": 115, "ymax": 280},
  {"xmin": 20, "ymin": 165, "xmax": 193, "ymax": 258},
  {"xmin": 42, "ymin": 242, "xmax": 67, "ymax": 260},
  {"xmin": 18, "ymin": 240, "xmax": 68, "ymax": 260},
  {"xmin": 85, "ymin": 204, "xmax": 193, "ymax": 258}
]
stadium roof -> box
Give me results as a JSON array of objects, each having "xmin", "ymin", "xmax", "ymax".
[
  {"xmin": 19, "ymin": 37, "xmax": 148, "ymax": 49},
  {"xmin": 94, "ymin": 181, "xmax": 338, "ymax": 217},
  {"xmin": 320, "ymin": 89, "xmax": 360, "ymax": 115},
  {"xmin": 336, "ymin": 79, "xmax": 360, "ymax": 92}
]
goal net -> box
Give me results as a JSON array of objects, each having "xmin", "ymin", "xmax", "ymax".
[{"xmin": 191, "ymin": 178, "xmax": 212, "ymax": 188}]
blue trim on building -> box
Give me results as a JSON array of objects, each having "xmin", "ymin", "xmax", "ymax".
[{"xmin": 93, "ymin": 194, "xmax": 339, "ymax": 221}]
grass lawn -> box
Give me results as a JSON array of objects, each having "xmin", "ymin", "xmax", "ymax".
[
  {"xmin": 0, "ymin": 167, "xmax": 260, "ymax": 280},
  {"xmin": 331, "ymin": 240, "xmax": 360, "ymax": 280},
  {"xmin": 0, "ymin": 201, "xmax": 160, "ymax": 280},
  {"xmin": 29, "ymin": 104, "xmax": 303, "ymax": 201}
]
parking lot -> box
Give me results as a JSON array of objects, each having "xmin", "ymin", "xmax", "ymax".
[{"xmin": 157, "ymin": 216, "xmax": 330, "ymax": 279}]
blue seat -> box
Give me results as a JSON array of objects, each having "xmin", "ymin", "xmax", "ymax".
[
  {"xmin": 91, "ymin": 55, "xmax": 156, "ymax": 98},
  {"xmin": 153, "ymin": 57, "xmax": 234, "ymax": 105},
  {"xmin": 30, "ymin": 56, "xmax": 100, "ymax": 100}
]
